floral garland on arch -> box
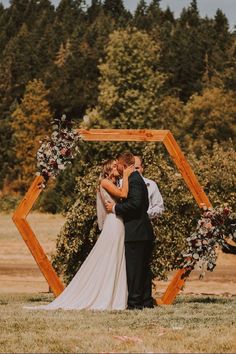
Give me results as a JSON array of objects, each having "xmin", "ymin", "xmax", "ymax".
[
  {"xmin": 36, "ymin": 114, "xmax": 80, "ymax": 185},
  {"xmin": 179, "ymin": 206, "xmax": 236, "ymax": 277}
]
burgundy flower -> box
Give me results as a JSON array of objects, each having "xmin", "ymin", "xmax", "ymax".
[
  {"xmin": 179, "ymin": 206, "xmax": 233, "ymax": 277},
  {"xmin": 36, "ymin": 114, "xmax": 80, "ymax": 182},
  {"xmin": 223, "ymin": 208, "xmax": 230, "ymax": 215},
  {"xmin": 65, "ymin": 148, "xmax": 71, "ymax": 156}
]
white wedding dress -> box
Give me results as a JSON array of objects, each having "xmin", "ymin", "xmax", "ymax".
[{"xmin": 24, "ymin": 187, "xmax": 128, "ymax": 311}]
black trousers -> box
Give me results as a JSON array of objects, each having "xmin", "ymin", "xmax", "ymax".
[
  {"xmin": 125, "ymin": 240, "xmax": 154, "ymax": 309},
  {"xmin": 222, "ymin": 242, "xmax": 236, "ymax": 255}
]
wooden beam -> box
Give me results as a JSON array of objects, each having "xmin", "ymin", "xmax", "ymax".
[
  {"xmin": 12, "ymin": 176, "xmax": 64, "ymax": 296},
  {"xmin": 157, "ymin": 269, "xmax": 188, "ymax": 305},
  {"xmin": 163, "ymin": 132, "xmax": 211, "ymax": 209},
  {"xmin": 78, "ymin": 129, "xmax": 169, "ymax": 142},
  {"xmin": 159, "ymin": 132, "xmax": 212, "ymax": 304}
]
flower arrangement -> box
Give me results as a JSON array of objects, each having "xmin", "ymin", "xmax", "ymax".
[
  {"xmin": 36, "ymin": 114, "xmax": 80, "ymax": 184},
  {"xmin": 179, "ymin": 206, "xmax": 236, "ymax": 277}
]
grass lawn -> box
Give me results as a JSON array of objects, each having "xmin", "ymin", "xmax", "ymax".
[{"xmin": 0, "ymin": 293, "xmax": 235, "ymax": 353}]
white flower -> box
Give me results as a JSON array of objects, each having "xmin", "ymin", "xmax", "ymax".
[{"xmin": 83, "ymin": 115, "xmax": 91, "ymax": 126}]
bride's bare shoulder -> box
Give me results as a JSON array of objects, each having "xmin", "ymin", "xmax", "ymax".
[
  {"xmin": 100, "ymin": 178, "xmax": 113, "ymax": 188},
  {"xmin": 100, "ymin": 178, "xmax": 121, "ymax": 196}
]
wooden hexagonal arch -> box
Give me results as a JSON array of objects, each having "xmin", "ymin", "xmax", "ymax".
[{"xmin": 12, "ymin": 129, "xmax": 212, "ymax": 303}]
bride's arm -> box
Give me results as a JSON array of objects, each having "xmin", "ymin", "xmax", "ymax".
[{"xmin": 101, "ymin": 166, "xmax": 133, "ymax": 199}]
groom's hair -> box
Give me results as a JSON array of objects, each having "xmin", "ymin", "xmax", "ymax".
[{"xmin": 117, "ymin": 152, "xmax": 135, "ymax": 167}]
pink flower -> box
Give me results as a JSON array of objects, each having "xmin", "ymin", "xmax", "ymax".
[
  {"xmin": 60, "ymin": 148, "xmax": 67, "ymax": 156},
  {"xmin": 223, "ymin": 208, "xmax": 230, "ymax": 216},
  {"xmin": 204, "ymin": 222, "xmax": 212, "ymax": 229}
]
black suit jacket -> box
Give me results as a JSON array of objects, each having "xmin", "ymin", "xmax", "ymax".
[{"xmin": 115, "ymin": 171, "xmax": 154, "ymax": 242}]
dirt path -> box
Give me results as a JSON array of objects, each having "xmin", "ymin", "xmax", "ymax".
[{"xmin": 0, "ymin": 213, "xmax": 236, "ymax": 295}]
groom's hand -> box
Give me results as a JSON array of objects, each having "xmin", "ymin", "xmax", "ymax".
[{"xmin": 105, "ymin": 201, "xmax": 115, "ymax": 213}]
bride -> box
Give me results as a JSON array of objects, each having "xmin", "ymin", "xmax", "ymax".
[{"xmin": 24, "ymin": 159, "xmax": 133, "ymax": 311}]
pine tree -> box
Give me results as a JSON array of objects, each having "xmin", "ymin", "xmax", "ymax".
[
  {"xmin": 54, "ymin": 39, "xmax": 72, "ymax": 67},
  {"xmin": 133, "ymin": 0, "xmax": 148, "ymax": 30},
  {"xmin": 162, "ymin": 6, "xmax": 175, "ymax": 24},
  {"xmin": 0, "ymin": 115, "xmax": 16, "ymax": 190},
  {"xmin": 221, "ymin": 38, "xmax": 236, "ymax": 91},
  {"xmin": 54, "ymin": 0, "xmax": 85, "ymax": 41},
  {"xmin": 212, "ymin": 9, "xmax": 232, "ymax": 66},
  {"xmin": 47, "ymin": 5, "xmax": 115, "ymax": 118},
  {"xmin": 146, "ymin": 0, "xmax": 162, "ymax": 26},
  {"xmin": 30, "ymin": 0, "xmax": 56, "ymax": 73},
  {"xmin": 159, "ymin": 1, "xmax": 207, "ymax": 101},
  {"xmin": 0, "ymin": 4, "xmax": 8, "ymax": 57},
  {"xmin": 103, "ymin": 0, "xmax": 131, "ymax": 24},
  {"xmin": 103, "ymin": 0, "xmax": 125, "ymax": 16},
  {"xmin": 0, "ymin": 23, "xmax": 39, "ymax": 116},
  {"xmin": 87, "ymin": 0, "xmax": 103, "ymax": 22},
  {"xmin": 11, "ymin": 79, "xmax": 52, "ymax": 192},
  {"xmin": 180, "ymin": 0, "xmax": 199, "ymax": 27}
]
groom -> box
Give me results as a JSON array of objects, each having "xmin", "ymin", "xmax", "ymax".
[{"xmin": 105, "ymin": 152, "xmax": 155, "ymax": 309}]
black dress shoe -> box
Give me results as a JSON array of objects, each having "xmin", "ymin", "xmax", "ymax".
[
  {"xmin": 126, "ymin": 305, "xmax": 143, "ymax": 310},
  {"xmin": 143, "ymin": 298, "xmax": 155, "ymax": 309},
  {"xmin": 143, "ymin": 303, "xmax": 154, "ymax": 309}
]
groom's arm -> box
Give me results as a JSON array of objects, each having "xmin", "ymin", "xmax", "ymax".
[{"xmin": 115, "ymin": 177, "xmax": 142, "ymax": 217}]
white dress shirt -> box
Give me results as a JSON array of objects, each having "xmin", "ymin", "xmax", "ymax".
[
  {"xmin": 142, "ymin": 177, "xmax": 164, "ymax": 219},
  {"xmin": 113, "ymin": 176, "xmax": 164, "ymax": 219}
]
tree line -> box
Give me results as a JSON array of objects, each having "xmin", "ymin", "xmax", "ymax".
[{"xmin": 0, "ymin": 0, "xmax": 235, "ymax": 207}]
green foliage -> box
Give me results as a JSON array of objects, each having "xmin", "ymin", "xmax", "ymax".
[
  {"xmin": 183, "ymin": 87, "xmax": 236, "ymax": 152},
  {"xmin": 85, "ymin": 28, "xmax": 166, "ymax": 129},
  {"xmin": 188, "ymin": 142, "xmax": 236, "ymax": 210},
  {"xmin": 52, "ymin": 165, "xmax": 100, "ymax": 284},
  {"xmin": 103, "ymin": 0, "xmax": 131, "ymax": 24},
  {"xmin": 0, "ymin": 116, "xmax": 16, "ymax": 189},
  {"xmin": 0, "ymin": 194, "xmax": 21, "ymax": 212},
  {"xmin": 158, "ymin": 2, "xmax": 233, "ymax": 102},
  {"xmin": 11, "ymin": 79, "xmax": 52, "ymax": 192},
  {"xmin": 53, "ymin": 142, "xmax": 235, "ymax": 283},
  {"xmin": 37, "ymin": 155, "xmax": 87, "ymax": 214}
]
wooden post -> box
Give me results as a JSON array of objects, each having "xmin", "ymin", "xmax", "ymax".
[
  {"xmin": 163, "ymin": 132, "xmax": 211, "ymax": 208},
  {"xmin": 12, "ymin": 176, "xmax": 64, "ymax": 296},
  {"xmin": 158, "ymin": 132, "xmax": 212, "ymax": 304},
  {"xmin": 12, "ymin": 129, "xmax": 211, "ymax": 303}
]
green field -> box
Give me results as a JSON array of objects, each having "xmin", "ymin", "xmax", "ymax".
[{"xmin": 1, "ymin": 293, "xmax": 236, "ymax": 353}]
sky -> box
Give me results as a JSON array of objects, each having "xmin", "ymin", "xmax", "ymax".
[{"xmin": 1, "ymin": 0, "xmax": 235, "ymax": 30}]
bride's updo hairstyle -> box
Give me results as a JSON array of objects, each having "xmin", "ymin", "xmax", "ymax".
[{"xmin": 100, "ymin": 159, "xmax": 114, "ymax": 179}]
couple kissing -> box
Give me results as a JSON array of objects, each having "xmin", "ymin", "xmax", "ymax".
[{"xmin": 24, "ymin": 152, "xmax": 164, "ymax": 311}]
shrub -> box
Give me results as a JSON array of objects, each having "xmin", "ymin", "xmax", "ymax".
[
  {"xmin": 53, "ymin": 142, "xmax": 235, "ymax": 283},
  {"xmin": 0, "ymin": 195, "xmax": 21, "ymax": 213}
]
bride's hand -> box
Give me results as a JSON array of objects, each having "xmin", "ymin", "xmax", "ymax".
[{"xmin": 123, "ymin": 165, "xmax": 134, "ymax": 178}]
